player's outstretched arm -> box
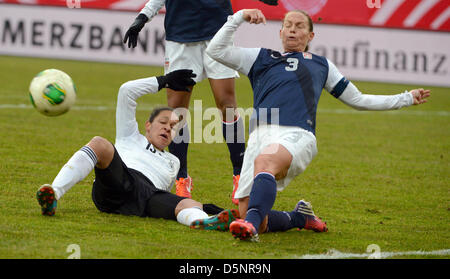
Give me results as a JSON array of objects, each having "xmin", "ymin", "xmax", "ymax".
[
  {"xmin": 123, "ymin": 0, "xmax": 165, "ymax": 48},
  {"xmin": 338, "ymin": 83, "xmax": 431, "ymax": 111},
  {"xmin": 325, "ymin": 59, "xmax": 431, "ymax": 110},
  {"xmin": 115, "ymin": 69, "xmax": 195, "ymax": 139},
  {"xmin": 206, "ymin": 10, "xmax": 263, "ymax": 75},
  {"xmin": 123, "ymin": 14, "xmax": 149, "ymax": 48}
]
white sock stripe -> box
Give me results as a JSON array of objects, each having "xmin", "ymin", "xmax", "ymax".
[
  {"xmin": 81, "ymin": 146, "xmax": 98, "ymax": 165},
  {"xmin": 247, "ymin": 208, "xmax": 259, "ymax": 215},
  {"xmin": 298, "ymin": 209, "xmax": 314, "ymax": 216},
  {"xmin": 222, "ymin": 115, "xmax": 242, "ymax": 125}
]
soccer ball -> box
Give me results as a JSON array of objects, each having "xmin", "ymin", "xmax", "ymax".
[{"xmin": 29, "ymin": 69, "xmax": 76, "ymax": 116}]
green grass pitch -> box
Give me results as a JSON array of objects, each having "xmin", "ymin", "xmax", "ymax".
[{"xmin": 0, "ymin": 55, "xmax": 448, "ymax": 259}]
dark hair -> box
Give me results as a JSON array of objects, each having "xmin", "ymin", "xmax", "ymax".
[
  {"xmin": 282, "ymin": 10, "xmax": 314, "ymax": 52},
  {"xmin": 148, "ymin": 106, "xmax": 174, "ymax": 123}
]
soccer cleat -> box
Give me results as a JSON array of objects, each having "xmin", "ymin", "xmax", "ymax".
[
  {"xmin": 229, "ymin": 219, "xmax": 259, "ymax": 242},
  {"xmin": 36, "ymin": 184, "xmax": 57, "ymax": 216},
  {"xmin": 231, "ymin": 175, "xmax": 240, "ymax": 205},
  {"xmin": 190, "ymin": 209, "xmax": 240, "ymax": 231},
  {"xmin": 294, "ymin": 200, "xmax": 328, "ymax": 232},
  {"xmin": 175, "ymin": 176, "xmax": 193, "ymax": 198}
]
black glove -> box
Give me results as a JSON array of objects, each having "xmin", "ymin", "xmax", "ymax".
[
  {"xmin": 258, "ymin": 0, "xmax": 278, "ymax": 5},
  {"xmin": 123, "ymin": 13, "xmax": 148, "ymax": 48},
  {"xmin": 156, "ymin": 69, "xmax": 197, "ymax": 92}
]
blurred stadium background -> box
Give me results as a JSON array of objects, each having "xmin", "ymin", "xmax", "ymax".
[{"xmin": 1, "ymin": 0, "xmax": 449, "ymax": 86}]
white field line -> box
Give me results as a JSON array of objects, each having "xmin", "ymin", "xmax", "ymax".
[
  {"xmin": 298, "ymin": 248, "xmax": 450, "ymax": 259},
  {"xmin": 1, "ymin": 104, "xmax": 449, "ymax": 116}
]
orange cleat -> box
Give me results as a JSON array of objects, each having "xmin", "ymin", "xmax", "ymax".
[
  {"xmin": 175, "ymin": 176, "xmax": 193, "ymax": 198},
  {"xmin": 229, "ymin": 219, "xmax": 259, "ymax": 242},
  {"xmin": 295, "ymin": 200, "xmax": 328, "ymax": 232},
  {"xmin": 304, "ymin": 215, "xmax": 328, "ymax": 232},
  {"xmin": 231, "ymin": 175, "xmax": 240, "ymax": 205}
]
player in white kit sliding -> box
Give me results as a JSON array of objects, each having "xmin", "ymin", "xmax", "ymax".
[{"xmin": 36, "ymin": 69, "xmax": 238, "ymax": 230}]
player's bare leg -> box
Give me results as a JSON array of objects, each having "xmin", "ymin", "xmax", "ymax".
[
  {"xmin": 230, "ymin": 144, "xmax": 291, "ymax": 240},
  {"xmin": 209, "ymin": 78, "xmax": 245, "ymax": 205},
  {"xmin": 37, "ymin": 136, "xmax": 112, "ymax": 216},
  {"xmin": 166, "ymin": 87, "xmax": 194, "ymax": 198}
]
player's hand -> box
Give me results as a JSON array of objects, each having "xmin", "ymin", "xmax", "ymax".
[
  {"xmin": 156, "ymin": 70, "xmax": 197, "ymax": 92},
  {"xmin": 123, "ymin": 13, "xmax": 148, "ymax": 48},
  {"xmin": 242, "ymin": 9, "xmax": 267, "ymax": 25},
  {"xmin": 257, "ymin": 0, "xmax": 278, "ymax": 5},
  {"xmin": 410, "ymin": 88, "xmax": 431, "ymax": 105}
]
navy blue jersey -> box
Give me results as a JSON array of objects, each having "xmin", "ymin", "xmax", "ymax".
[
  {"xmin": 165, "ymin": 0, "xmax": 233, "ymax": 42},
  {"xmin": 248, "ymin": 49, "xmax": 329, "ymax": 134}
]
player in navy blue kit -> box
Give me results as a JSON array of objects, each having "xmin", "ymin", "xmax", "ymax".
[
  {"xmin": 123, "ymin": 0, "xmax": 247, "ymax": 204},
  {"xmin": 36, "ymin": 69, "xmax": 239, "ymax": 231},
  {"xmin": 203, "ymin": 9, "xmax": 431, "ymax": 241}
]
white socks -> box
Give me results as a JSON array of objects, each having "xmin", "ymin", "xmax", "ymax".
[
  {"xmin": 176, "ymin": 207, "xmax": 208, "ymax": 226},
  {"xmin": 52, "ymin": 146, "xmax": 97, "ymax": 200}
]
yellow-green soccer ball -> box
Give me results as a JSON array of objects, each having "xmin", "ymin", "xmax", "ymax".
[{"xmin": 29, "ymin": 69, "xmax": 76, "ymax": 116}]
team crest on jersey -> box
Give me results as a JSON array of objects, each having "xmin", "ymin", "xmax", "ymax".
[
  {"xmin": 168, "ymin": 160, "xmax": 175, "ymax": 171},
  {"xmin": 303, "ymin": 52, "xmax": 313, "ymax": 59}
]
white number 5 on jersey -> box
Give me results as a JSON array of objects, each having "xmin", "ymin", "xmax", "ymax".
[{"xmin": 285, "ymin": 58, "xmax": 299, "ymax": 71}]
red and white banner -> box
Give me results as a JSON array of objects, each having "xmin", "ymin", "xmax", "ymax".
[
  {"xmin": 1, "ymin": 0, "xmax": 449, "ymax": 31},
  {"xmin": 0, "ymin": 0, "xmax": 157, "ymax": 11},
  {"xmin": 232, "ymin": 0, "xmax": 450, "ymax": 32}
]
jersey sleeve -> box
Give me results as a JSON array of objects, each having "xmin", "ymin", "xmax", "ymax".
[
  {"xmin": 116, "ymin": 77, "xmax": 160, "ymax": 140},
  {"xmin": 324, "ymin": 59, "xmax": 414, "ymax": 110},
  {"xmin": 206, "ymin": 10, "xmax": 261, "ymax": 76},
  {"xmin": 140, "ymin": 0, "xmax": 165, "ymax": 21}
]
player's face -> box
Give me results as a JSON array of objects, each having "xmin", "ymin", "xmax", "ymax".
[
  {"xmin": 145, "ymin": 110, "xmax": 179, "ymax": 150},
  {"xmin": 280, "ymin": 12, "xmax": 314, "ymax": 53}
]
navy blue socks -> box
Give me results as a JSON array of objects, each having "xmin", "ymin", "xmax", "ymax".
[
  {"xmin": 267, "ymin": 210, "xmax": 306, "ymax": 232},
  {"xmin": 169, "ymin": 124, "xmax": 189, "ymax": 179},
  {"xmin": 245, "ymin": 172, "xmax": 277, "ymax": 230},
  {"xmin": 222, "ymin": 117, "xmax": 245, "ymax": 176}
]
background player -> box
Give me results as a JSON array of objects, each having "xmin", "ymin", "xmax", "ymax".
[
  {"xmin": 36, "ymin": 69, "xmax": 238, "ymax": 230},
  {"xmin": 123, "ymin": 0, "xmax": 247, "ymax": 204},
  {"xmin": 204, "ymin": 9, "xmax": 431, "ymax": 241}
]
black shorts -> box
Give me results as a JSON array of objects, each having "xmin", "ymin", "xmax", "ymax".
[{"xmin": 91, "ymin": 148, "xmax": 186, "ymax": 220}]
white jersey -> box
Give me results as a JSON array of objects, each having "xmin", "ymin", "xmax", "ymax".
[{"xmin": 114, "ymin": 77, "xmax": 180, "ymax": 192}]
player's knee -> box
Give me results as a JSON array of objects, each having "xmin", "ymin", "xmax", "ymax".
[
  {"xmin": 87, "ymin": 136, "xmax": 114, "ymax": 166},
  {"xmin": 254, "ymin": 155, "xmax": 274, "ymax": 174},
  {"xmin": 254, "ymin": 154, "xmax": 288, "ymax": 180},
  {"xmin": 174, "ymin": 199, "xmax": 202, "ymax": 216}
]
